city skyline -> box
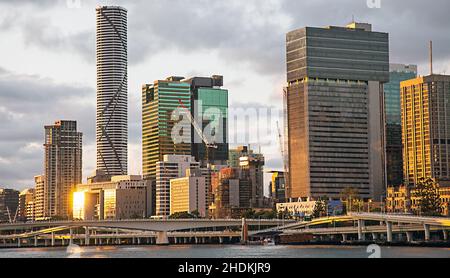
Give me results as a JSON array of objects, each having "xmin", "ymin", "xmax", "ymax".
[{"xmin": 1, "ymin": 0, "xmax": 450, "ymax": 191}]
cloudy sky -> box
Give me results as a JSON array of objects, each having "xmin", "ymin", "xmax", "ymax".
[{"xmin": 1, "ymin": 0, "xmax": 449, "ymax": 191}]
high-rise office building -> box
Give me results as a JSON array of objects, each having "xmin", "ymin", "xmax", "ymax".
[
  {"xmin": 184, "ymin": 75, "xmax": 229, "ymax": 166},
  {"xmin": 44, "ymin": 120, "xmax": 82, "ymax": 219},
  {"xmin": 142, "ymin": 77, "xmax": 192, "ymax": 181},
  {"xmin": 384, "ymin": 64, "xmax": 417, "ymax": 186},
  {"xmin": 18, "ymin": 188, "xmax": 35, "ymax": 222},
  {"xmin": 285, "ymin": 22, "xmax": 389, "ymax": 200},
  {"xmin": 401, "ymin": 75, "xmax": 450, "ymax": 187},
  {"xmin": 0, "ymin": 188, "xmax": 19, "ymax": 223},
  {"xmin": 96, "ymin": 6, "xmax": 128, "ymax": 177},
  {"xmin": 155, "ymin": 155, "xmax": 200, "ymax": 216}
]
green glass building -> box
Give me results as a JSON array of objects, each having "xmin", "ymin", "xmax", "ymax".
[
  {"xmin": 142, "ymin": 77, "xmax": 192, "ymax": 181},
  {"xmin": 384, "ymin": 64, "xmax": 417, "ymax": 186},
  {"xmin": 184, "ymin": 76, "xmax": 229, "ymax": 166}
]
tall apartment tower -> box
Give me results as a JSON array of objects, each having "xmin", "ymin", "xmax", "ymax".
[
  {"xmin": 155, "ymin": 155, "xmax": 200, "ymax": 217},
  {"xmin": 142, "ymin": 77, "xmax": 192, "ymax": 181},
  {"xmin": 44, "ymin": 120, "xmax": 82, "ymax": 219},
  {"xmin": 384, "ymin": 64, "xmax": 417, "ymax": 187},
  {"xmin": 285, "ymin": 22, "xmax": 389, "ymax": 200},
  {"xmin": 401, "ymin": 75, "xmax": 450, "ymax": 187},
  {"xmin": 34, "ymin": 175, "xmax": 45, "ymax": 220},
  {"xmin": 96, "ymin": 6, "xmax": 128, "ymax": 176}
]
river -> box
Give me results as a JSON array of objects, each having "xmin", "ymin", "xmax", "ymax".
[{"xmin": 0, "ymin": 245, "xmax": 449, "ymax": 258}]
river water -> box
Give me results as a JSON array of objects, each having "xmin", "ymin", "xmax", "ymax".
[{"xmin": 0, "ymin": 245, "xmax": 449, "ymax": 258}]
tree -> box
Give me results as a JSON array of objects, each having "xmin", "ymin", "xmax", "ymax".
[
  {"xmin": 169, "ymin": 211, "xmax": 198, "ymax": 219},
  {"xmin": 413, "ymin": 178, "xmax": 442, "ymax": 216},
  {"xmin": 312, "ymin": 198, "xmax": 327, "ymax": 219},
  {"xmin": 241, "ymin": 209, "xmax": 256, "ymax": 219}
]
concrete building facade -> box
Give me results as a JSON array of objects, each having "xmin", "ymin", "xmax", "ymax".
[
  {"xmin": 33, "ymin": 175, "xmax": 45, "ymax": 220},
  {"xmin": 44, "ymin": 120, "xmax": 82, "ymax": 219},
  {"xmin": 285, "ymin": 22, "xmax": 389, "ymax": 201},
  {"xmin": 387, "ymin": 185, "xmax": 450, "ymax": 216},
  {"xmin": 73, "ymin": 175, "xmax": 152, "ymax": 220},
  {"xmin": 18, "ymin": 189, "xmax": 35, "ymax": 222},
  {"xmin": 401, "ymin": 75, "xmax": 450, "ymax": 186},
  {"xmin": 170, "ymin": 169, "xmax": 207, "ymax": 217},
  {"xmin": 155, "ymin": 155, "xmax": 200, "ymax": 217}
]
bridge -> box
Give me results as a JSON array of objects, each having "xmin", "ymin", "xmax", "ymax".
[
  {"xmin": 0, "ymin": 219, "xmax": 292, "ymax": 248},
  {"xmin": 253, "ymin": 213, "xmax": 450, "ymax": 243}
]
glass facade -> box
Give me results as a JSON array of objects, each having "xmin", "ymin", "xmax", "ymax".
[
  {"xmin": 384, "ymin": 65, "xmax": 417, "ymax": 186},
  {"xmin": 193, "ymin": 87, "xmax": 229, "ymax": 165},
  {"xmin": 142, "ymin": 80, "xmax": 192, "ymax": 180}
]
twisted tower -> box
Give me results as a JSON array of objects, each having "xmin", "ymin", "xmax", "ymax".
[{"xmin": 96, "ymin": 6, "xmax": 128, "ymax": 176}]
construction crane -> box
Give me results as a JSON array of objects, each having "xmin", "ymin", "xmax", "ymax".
[
  {"xmin": 178, "ymin": 99, "xmax": 218, "ymax": 165},
  {"xmin": 276, "ymin": 121, "xmax": 289, "ymax": 198}
]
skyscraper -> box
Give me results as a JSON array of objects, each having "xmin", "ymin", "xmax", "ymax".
[
  {"xmin": 184, "ymin": 75, "xmax": 229, "ymax": 166},
  {"xmin": 401, "ymin": 75, "xmax": 450, "ymax": 187},
  {"xmin": 96, "ymin": 6, "xmax": 128, "ymax": 177},
  {"xmin": 384, "ymin": 64, "xmax": 417, "ymax": 187},
  {"xmin": 142, "ymin": 77, "xmax": 192, "ymax": 181},
  {"xmin": 285, "ymin": 22, "xmax": 389, "ymax": 201},
  {"xmin": 44, "ymin": 120, "xmax": 82, "ymax": 219}
]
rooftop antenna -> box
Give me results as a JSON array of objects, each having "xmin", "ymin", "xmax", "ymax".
[
  {"xmin": 352, "ymin": 15, "xmax": 355, "ymax": 22},
  {"xmin": 430, "ymin": 40, "xmax": 433, "ymax": 75}
]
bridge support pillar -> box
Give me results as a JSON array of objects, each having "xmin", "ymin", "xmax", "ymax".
[
  {"xmin": 342, "ymin": 234, "xmax": 347, "ymax": 242},
  {"xmin": 386, "ymin": 222, "xmax": 393, "ymax": 243},
  {"xmin": 357, "ymin": 220, "xmax": 365, "ymax": 241},
  {"xmin": 51, "ymin": 232, "xmax": 55, "ymax": 247},
  {"xmin": 424, "ymin": 224, "xmax": 431, "ymax": 242},
  {"xmin": 156, "ymin": 231, "xmax": 169, "ymax": 245},
  {"xmin": 241, "ymin": 218, "xmax": 249, "ymax": 244},
  {"xmin": 84, "ymin": 227, "xmax": 90, "ymax": 246},
  {"xmin": 69, "ymin": 228, "xmax": 74, "ymax": 245},
  {"xmin": 443, "ymin": 230, "xmax": 448, "ymax": 241},
  {"xmin": 34, "ymin": 236, "xmax": 38, "ymax": 247},
  {"xmin": 17, "ymin": 238, "xmax": 21, "ymax": 248},
  {"xmin": 137, "ymin": 238, "xmax": 141, "ymax": 245},
  {"xmin": 372, "ymin": 233, "xmax": 378, "ymax": 241},
  {"xmin": 406, "ymin": 231, "xmax": 413, "ymax": 243}
]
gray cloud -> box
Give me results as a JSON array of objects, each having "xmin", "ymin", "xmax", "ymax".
[
  {"xmin": 3, "ymin": 0, "xmax": 450, "ymax": 76},
  {"xmin": 0, "ymin": 67, "xmax": 95, "ymax": 189}
]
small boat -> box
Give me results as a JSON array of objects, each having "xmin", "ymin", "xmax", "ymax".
[{"xmin": 263, "ymin": 238, "xmax": 276, "ymax": 246}]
